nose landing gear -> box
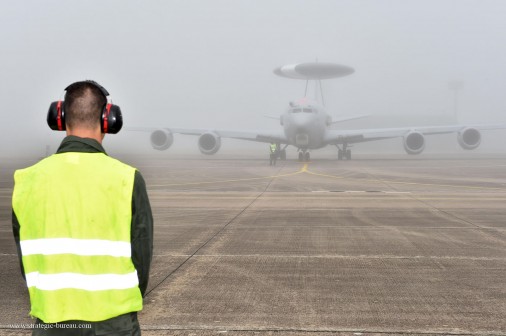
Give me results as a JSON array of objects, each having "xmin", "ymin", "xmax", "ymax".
[{"xmin": 298, "ymin": 150, "xmax": 310, "ymax": 162}]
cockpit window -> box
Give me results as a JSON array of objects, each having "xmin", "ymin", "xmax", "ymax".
[{"xmin": 291, "ymin": 108, "xmax": 315, "ymax": 113}]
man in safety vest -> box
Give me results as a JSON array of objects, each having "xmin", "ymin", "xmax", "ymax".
[
  {"xmin": 12, "ymin": 81, "xmax": 153, "ymax": 335},
  {"xmin": 269, "ymin": 143, "xmax": 278, "ymax": 166}
]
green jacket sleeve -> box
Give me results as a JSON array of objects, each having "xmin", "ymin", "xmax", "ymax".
[
  {"xmin": 131, "ymin": 171, "xmax": 154, "ymax": 297},
  {"xmin": 12, "ymin": 210, "xmax": 26, "ymax": 280}
]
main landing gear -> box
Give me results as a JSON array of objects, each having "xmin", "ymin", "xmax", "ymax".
[
  {"xmin": 337, "ymin": 143, "xmax": 351, "ymax": 160},
  {"xmin": 279, "ymin": 146, "xmax": 287, "ymax": 161},
  {"xmin": 274, "ymin": 143, "xmax": 287, "ymax": 161},
  {"xmin": 298, "ymin": 150, "xmax": 310, "ymax": 162}
]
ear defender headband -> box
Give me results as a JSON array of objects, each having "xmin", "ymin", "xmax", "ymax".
[{"xmin": 47, "ymin": 80, "xmax": 123, "ymax": 134}]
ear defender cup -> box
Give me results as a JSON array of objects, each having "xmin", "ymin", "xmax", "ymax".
[
  {"xmin": 47, "ymin": 101, "xmax": 65, "ymax": 131},
  {"xmin": 47, "ymin": 81, "xmax": 123, "ymax": 134},
  {"xmin": 101, "ymin": 103, "xmax": 123, "ymax": 134}
]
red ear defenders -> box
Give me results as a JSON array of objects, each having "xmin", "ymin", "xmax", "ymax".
[{"xmin": 47, "ymin": 80, "xmax": 123, "ymax": 134}]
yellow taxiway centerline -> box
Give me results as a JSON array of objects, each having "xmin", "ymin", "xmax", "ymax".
[{"xmin": 151, "ymin": 164, "xmax": 306, "ymax": 187}]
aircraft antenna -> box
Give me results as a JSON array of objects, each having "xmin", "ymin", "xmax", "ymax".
[{"xmin": 319, "ymin": 79, "xmax": 325, "ymax": 106}]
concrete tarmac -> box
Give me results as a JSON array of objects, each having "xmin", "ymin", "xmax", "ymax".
[{"xmin": 1, "ymin": 156, "xmax": 505, "ymax": 335}]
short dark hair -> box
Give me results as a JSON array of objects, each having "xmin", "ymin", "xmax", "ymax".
[{"xmin": 64, "ymin": 81, "xmax": 107, "ymax": 129}]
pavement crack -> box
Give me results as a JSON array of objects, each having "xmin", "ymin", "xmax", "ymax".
[{"xmin": 144, "ymin": 163, "xmax": 285, "ymax": 297}]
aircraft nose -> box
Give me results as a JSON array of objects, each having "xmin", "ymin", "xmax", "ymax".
[{"xmin": 291, "ymin": 113, "xmax": 313, "ymax": 130}]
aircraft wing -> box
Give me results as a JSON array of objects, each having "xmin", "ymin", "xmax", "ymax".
[
  {"xmin": 127, "ymin": 127, "xmax": 288, "ymax": 144},
  {"xmin": 324, "ymin": 124, "xmax": 506, "ymax": 145},
  {"xmin": 198, "ymin": 129, "xmax": 288, "ymax": 144}
]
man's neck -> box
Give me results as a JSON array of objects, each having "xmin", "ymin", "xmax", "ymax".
[{"xmin": 66, "ymin": 127, "xmax": 104, "ymax": 144}]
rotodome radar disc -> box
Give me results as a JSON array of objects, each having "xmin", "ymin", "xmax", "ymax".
[{"xmin": 273, "ymin": 62, "xmax": 355, "ymax": 80}]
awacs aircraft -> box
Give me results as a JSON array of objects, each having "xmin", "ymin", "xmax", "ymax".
[{"xmin": 134, "ymin": 62, "xmax": 504, "ymax": 161}]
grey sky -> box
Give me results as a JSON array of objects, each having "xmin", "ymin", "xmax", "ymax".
[{"xmin": 1, "ymin": 0, "xmax": 506, "ymax": 157}]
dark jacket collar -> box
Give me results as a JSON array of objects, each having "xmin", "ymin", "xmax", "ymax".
[{"xmin": 56, "ymin": 135, "xmax": 107, "ymax": 155}]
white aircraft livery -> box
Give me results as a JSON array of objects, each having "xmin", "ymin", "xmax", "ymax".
[{"xmin": 134, "ymin": 62, "xmax": 504, "ymax": 161}]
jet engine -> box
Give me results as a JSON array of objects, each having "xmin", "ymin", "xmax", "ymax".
[
  {"xmin": 198, "ymin": 132, "xmax": 221, "ymax": 155},
  {"xmin": 150, "ymin": 129, "xmax": 173, "ymax": 151},
  {"xmin": 403, "ymin": 131, "xmax": 425, "ymax": 155},
  {"xmin": 458, "ymin": 127, "xmax": 481, "ymax": 150}
]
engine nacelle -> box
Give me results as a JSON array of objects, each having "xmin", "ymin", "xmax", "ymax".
[
  {"xmin": 458, "ymin": 127, "xmax": 481, "ymax": 150},
  {"xmin": 403, "ymin": 131, "xmax": 425, "ymax": 155},
  {"xmin": 150, "ymin": 129, "xmax": 173, "ymax": 151},
  {"xmin": 198, "ymin": 132, "xmax": 221, "ymax": 155}
]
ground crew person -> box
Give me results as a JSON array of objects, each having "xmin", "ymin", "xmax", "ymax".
[
  {"xmin": 12, "ymin": 80, "xmax": 153, "ymax": 335},
  {"xmin": 269, "ymin": 143, "xmax": 277, "ymax": 166}
]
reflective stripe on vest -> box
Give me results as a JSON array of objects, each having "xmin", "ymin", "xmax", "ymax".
[
  {"xmin": 12, "ymin": 152, "xmax": 142, "ymax": 323},
  {"xmin": 25, "ymin": 271, "xmax": 139, "ymax": 291},
  {"xmin": 21, "ymin": 238, "xmax": 131, "ymax": 257}
]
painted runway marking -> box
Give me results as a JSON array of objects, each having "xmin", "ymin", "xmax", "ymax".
[
  {"xmin": 149, "ymin": 161, "xmax": 506, "ymax": 191},
  {"xmin": 311, "ymin": 190, "xmax": 412, "ymax": 194},
  {"xmin": 306, "ymin": 166, "xmax": 506, "ymax": 191},
  {"xmin": 141, "ymin": 324, "xmax": 506, "ymax": 335},
  {"xmin": 154, "ymin": 225, "xmax": 503, "ymax": 229},
  {"xmin": 152, "ymin": 254, "xmax": 506, "ymax": 261},
  {"xmin": 150, "ymin": 165, "xmax": 306, "ymax": 187}
]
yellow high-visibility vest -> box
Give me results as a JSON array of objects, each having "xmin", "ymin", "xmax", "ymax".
[
  {"xmin": 270, "ymin": 144, "xmax": 277, "ymax": 153},
  {"xmin": 12, "ymin": 152, "xmax": 142, "ymax": 323}
]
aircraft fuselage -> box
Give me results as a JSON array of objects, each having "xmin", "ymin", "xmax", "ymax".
[{"xmin": 282, "ymin": 98, "xmax": 329, "ymax": 150}]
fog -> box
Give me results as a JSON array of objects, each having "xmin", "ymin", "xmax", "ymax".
[{"xmin": 1, "ymin": 0, "xmax": 506, "ymax": 158}]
